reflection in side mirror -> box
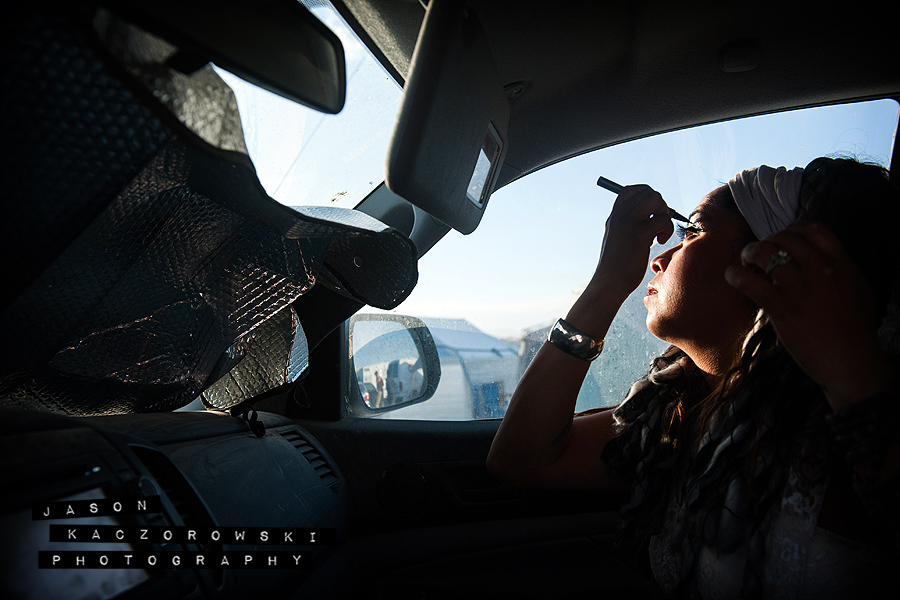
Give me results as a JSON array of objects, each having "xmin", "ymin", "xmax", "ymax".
[{"xmin": 349, "ymin": 314, "xmax": 441, "ymax": 414}]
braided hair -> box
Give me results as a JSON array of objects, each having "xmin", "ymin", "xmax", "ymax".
[{"xmin": 602, "ymin": 158, "xmax": 899, "ymax": 598}]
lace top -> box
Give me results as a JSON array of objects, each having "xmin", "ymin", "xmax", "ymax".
[
  {"xmin": 648, "ymin": 435, "xmax": 892, "ymax": 598},
  {"xmin": 604, "ymin": 347, "xmax": 896, "ymax": 597}
]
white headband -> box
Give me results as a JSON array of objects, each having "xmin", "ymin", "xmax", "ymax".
[{"xmin": 727, "ymin": 165, "xmax": 805, "ymax": 240}]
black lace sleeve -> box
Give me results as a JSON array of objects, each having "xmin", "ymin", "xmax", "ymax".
[
  {"xmin": 601, "ymin": 346, "xmax": 689, "ymax": 478},
  {"xmin": 826, "ymin": 390, "xmax": 900, "ymax": 549}
]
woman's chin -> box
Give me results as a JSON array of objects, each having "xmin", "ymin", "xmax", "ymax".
[
  {"xmin": 645, "ymin": 314, "xmax": 661, "ymax": 338},
  {"xmin": 645, "ymin": 314, "xmax": 674, "ymax": 344}
]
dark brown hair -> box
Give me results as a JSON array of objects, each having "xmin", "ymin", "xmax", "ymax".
[{"xmin": 604, "ymin": 157, "xmax": 900, "ymax": 598}]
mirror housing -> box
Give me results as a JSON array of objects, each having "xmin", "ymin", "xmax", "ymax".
[
  {"xmin": 347, "ymin": 314, "xmax": 441, "ymax": 415},
  {"xmin": 106, "ymin": 0, "xmax": 346, "ymax": 114}
]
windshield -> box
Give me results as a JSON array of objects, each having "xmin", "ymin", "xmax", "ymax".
[
  {"xmin": 370, "ymin": 99, "xmax": 899, "ymax": 419},
  {"xmin": 1, "ymin": 0, "xmax": 418, "ymax": 417},
  {"xmin": 209, "ymin": 3, "xmax": 900, "ymax": 420},
  {"xmin": 215, "ymin": 0, "xmax": 403, "ymax": 209},
  {"xmin": 394, "ymin": 101, "xmax": 900, "ymax": 339}
]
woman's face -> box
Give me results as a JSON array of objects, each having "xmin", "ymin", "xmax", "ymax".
[{"xmin": 644, "ymin": 188, "xmax": 758, "ymax": 357}]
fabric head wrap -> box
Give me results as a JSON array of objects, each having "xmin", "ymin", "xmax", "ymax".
[{"xmin": 727, "ymin": 165, "xmax": 805, "ymax": 240}]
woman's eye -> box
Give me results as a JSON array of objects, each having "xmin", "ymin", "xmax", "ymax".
[{"xmin": 676, "ymin": 224, "xmax": 704, "ymax": 241}]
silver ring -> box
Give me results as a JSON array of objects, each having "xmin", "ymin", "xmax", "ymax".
[{"xmin": 764, "ymin": 249, "xmax": 793, "ymax": 275}]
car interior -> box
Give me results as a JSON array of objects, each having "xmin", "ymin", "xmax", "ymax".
[{"xmin": 2, "ymin": 1, "xmax": 898, "ymax": 599}]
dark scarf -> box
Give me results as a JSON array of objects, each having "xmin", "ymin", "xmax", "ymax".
[{"xmin": 602, "ymin": 343, "xmax": 829, "ymax": 598}]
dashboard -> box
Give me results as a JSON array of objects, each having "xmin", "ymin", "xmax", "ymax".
[
  {"xmin": 0, "ymin": 410, "xmax": 351, "ymax": 600},
  {"xmin": 0, "ymin": 404, "xmax": 652, "ymax": 600}
]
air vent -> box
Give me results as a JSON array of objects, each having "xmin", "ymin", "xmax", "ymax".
[
  {"xmin": 280, "ymin": 430, "xmax": 338, "ymax": 485},
  {"xmin": 130, "ymin": 446, "xmax": 213, "ymax": 528},
  {"xmin": 130, "ymin": 445, "xmax": 222, "ymax": 588}
]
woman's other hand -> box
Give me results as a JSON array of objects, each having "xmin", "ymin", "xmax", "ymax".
[{"xmin": 724, "ymin": 221, "xmax": 894, "ymax": 410}]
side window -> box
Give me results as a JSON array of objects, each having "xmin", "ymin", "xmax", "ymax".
[{"xmin": 354, "ymin": 99, "xmax": 899, "ymax": 420}]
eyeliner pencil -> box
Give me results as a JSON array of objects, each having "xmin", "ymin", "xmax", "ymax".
[{"xmin": 596, "ymin": 176, "xmax": 690, "ymax": 223}]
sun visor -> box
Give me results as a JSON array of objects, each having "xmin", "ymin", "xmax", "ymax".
[
  {"xmin": 0, "ymin": 7, "xmax": 416, "ymax": 416},
  {"xmin": 0, "ymin": 136, "xmax": 417, "ymax": 416},
  {"xmin": 200, "ymin": 305, "xmax": 309, "ymax": 410},
  {"xmin": 386, "ymin": 0, "xmax": 510, "ymax": 235}
]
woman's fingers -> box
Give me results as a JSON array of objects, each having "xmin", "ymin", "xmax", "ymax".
[
  {"xmin": 741, "ymin": 223, "xmax": 841, "ymax": 281},
  {"xmin": 785, "ymin": 221, "xmax": 849, "ymax": 262},
  {"xmin": 650, "ymin": 211, "xmax": 675, "ymax": 245},
  {"xmin": 724, "ymin": 259, "xmax": 782, "ymax": 314},
  {"xmin": 596, "ymin": 185, "xmax": 676, "ymax": 299},
  {"xmin": 613, "ymin": 185, "xmax": 675, "ymax": 243},
  {"xmin": 727, "ymin": 222, "xmax": 850, "ymax": 313},
  {"xmin": 726, "ymin": 221, "xmax": 890, "ymax": 405}
]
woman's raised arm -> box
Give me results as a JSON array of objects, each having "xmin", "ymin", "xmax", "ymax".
[{"xmin": 487, "ymin": 186, "xmax": 675, "ymax": 490}]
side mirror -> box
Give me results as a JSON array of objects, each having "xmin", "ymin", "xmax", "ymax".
[{"xmin": 348, "ymin": 314, "xmax": 441, "ymax": 415}]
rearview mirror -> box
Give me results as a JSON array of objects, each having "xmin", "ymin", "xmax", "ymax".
[
  {"xmin": 109, "ymin": 0, "xmax": 346, "ymax": 113},
  {"xmin": 348, "ymin": 314, "xmax": 441, "ymax": 415}
]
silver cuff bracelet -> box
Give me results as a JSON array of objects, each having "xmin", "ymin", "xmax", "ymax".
[{"xmin": 548, "ymin": 318, "xmax": 604, "ymax": 361}]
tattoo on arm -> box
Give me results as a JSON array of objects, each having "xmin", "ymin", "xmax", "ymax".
[{"xmin": 551, "ymin": 415, "xmax": 574, "ymax": 446}]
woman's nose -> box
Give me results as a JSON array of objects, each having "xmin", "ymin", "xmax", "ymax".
[{"xmin": 651, "ymin": 245, "xmax": 678, "ymax": 273}]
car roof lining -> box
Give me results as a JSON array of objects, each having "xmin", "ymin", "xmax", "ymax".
[{"xmin": 334, "ymin": 0, "xmax": 900, "ymax": 186}]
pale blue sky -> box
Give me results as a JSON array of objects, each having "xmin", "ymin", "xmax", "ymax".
[
  {"xmin": 393, "ymin": 100, "xmax": 899, "ymax": 338},
  {"xmin": 219, "ymin": 2, "xmax": 899, "ymax": 340}
]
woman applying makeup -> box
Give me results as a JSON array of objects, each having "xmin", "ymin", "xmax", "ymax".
[{"xmin": 487, "ymin": 157, "xmax": 900, "ymax": 597}]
